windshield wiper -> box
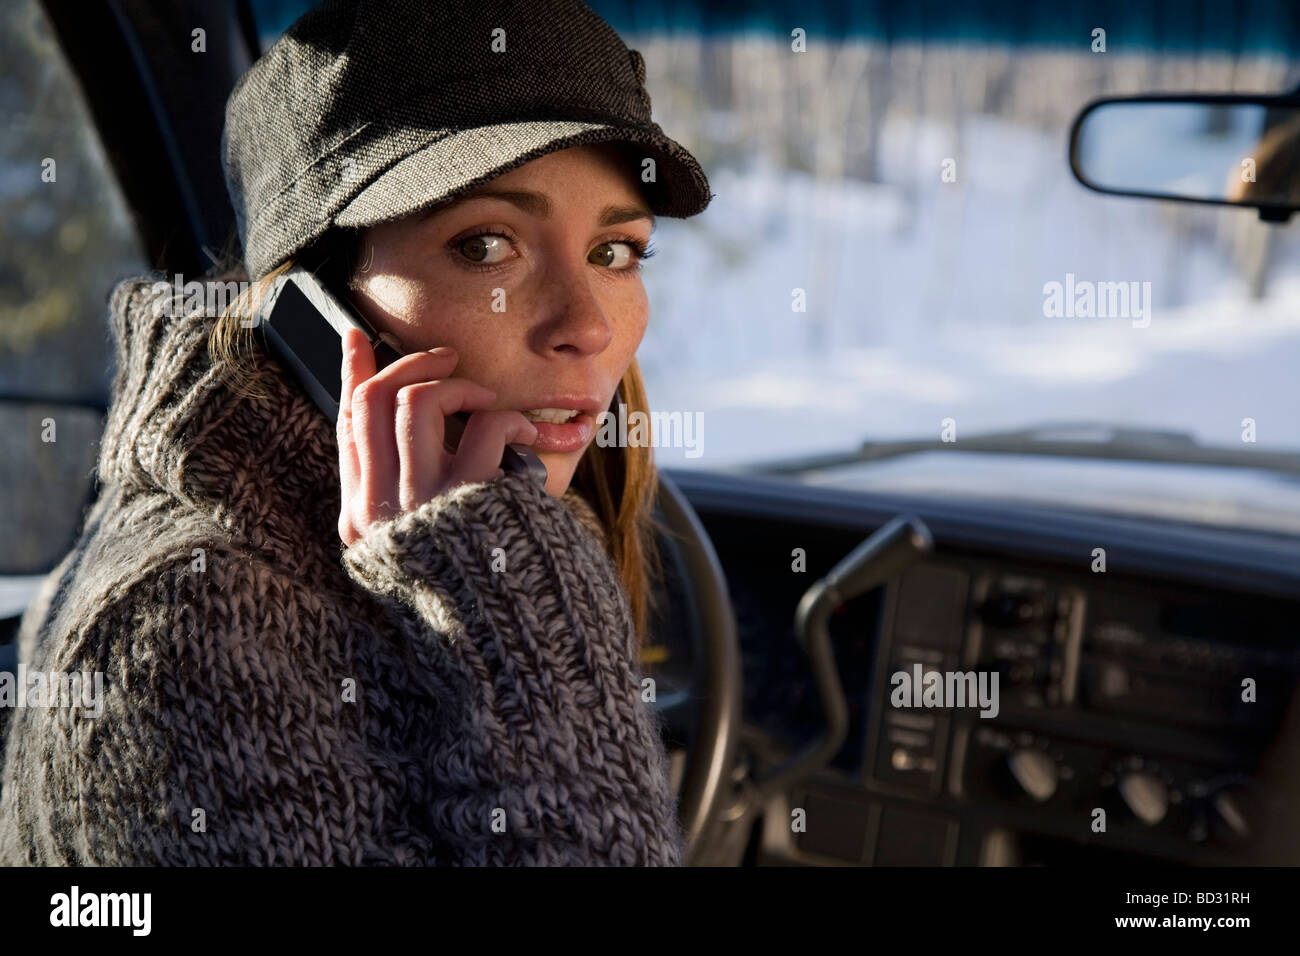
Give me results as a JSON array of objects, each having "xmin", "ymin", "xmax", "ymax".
[{"xmin": 739, "ymin": 421, "xmax": 1300, "ymax": 478}]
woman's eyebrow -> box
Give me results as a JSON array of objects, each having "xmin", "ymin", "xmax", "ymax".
[
  {"xmin": 603, "ymin": 204, "xmax": 656, "ymax": 228},
  {"xmin": 432, "ymin": 188, "xmax": 655, "ymax": 228}
]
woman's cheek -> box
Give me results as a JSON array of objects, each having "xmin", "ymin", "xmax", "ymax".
[
  {"xmin": 619, "ymin": 284, "xmax": 650, "ymax": 350},
  {"xmin": 392, "ymin": 277, "xmax": 495, "ymax": 352}
]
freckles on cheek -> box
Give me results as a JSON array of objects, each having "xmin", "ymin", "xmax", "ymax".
[
  {"xmin": 365, "ymin": 273, "xmax": 433, "ymax": 323},
  {"xmin": 401, "ymin": 277, "xmax": 510, "ymax": 356},
  {"xmin": 443, "ymin": 282, "xmax": 500, "ymax": 318},
  {"xmin": 362, "ymin": 268, "xmax": 486, "ymax": 351},
  {"xmin": 624, "ymin": 297, "xmax": 650, "ymax": 351}
]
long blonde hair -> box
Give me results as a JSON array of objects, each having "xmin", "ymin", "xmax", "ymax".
[{"xmin": 207, "ymin": 240, "xmax": 665, "ymax": 651}]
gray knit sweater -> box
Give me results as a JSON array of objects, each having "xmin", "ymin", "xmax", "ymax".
[{"xmin": 0, "ymin": 275, "xmax": 683, "ymax": 865}]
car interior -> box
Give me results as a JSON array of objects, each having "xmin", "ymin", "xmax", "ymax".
[{"xmin": 2, "ymin": 0, "xmax": 1299, "ymax": 871}]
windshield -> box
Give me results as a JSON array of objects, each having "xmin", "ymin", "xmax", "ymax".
[
  {"xmin": 631, "ymin": 35, "xmax": 1300, "ymax": 472},
  {"xmin": 250, "ymin": 1, "xmax": 1300, "ymax": 475}
]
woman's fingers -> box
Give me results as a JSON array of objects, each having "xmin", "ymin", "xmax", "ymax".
[
  {"xmin": 394, "ymin": 378, "xmax": 500, "ymax": 508},
  {"xmin": 338, "ymin": 336, "xmax": 540, "ymax": 548},
  {"xmin": 449, "ymin": 409, "xmax": 539, "ymax": 487},
  {"xmin": 349, "ymin": 348, "xmax": 460, "ymax": 524},
  {"xmin": 337, "ymin": 329, "xmax": 371, "ymax": 543}
]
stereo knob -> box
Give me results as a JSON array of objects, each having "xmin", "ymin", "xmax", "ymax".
[
  {"xmin": 1211, "ymin": 787, "xmax": 1252, "ymax": 843},
  {"xmin": 1007, "ymin": 748, "xmax": 1058, "ymax": 802},
  {"xmin": 1119, "ymin": 770, "xmax": 1169, "ymax": 826}
]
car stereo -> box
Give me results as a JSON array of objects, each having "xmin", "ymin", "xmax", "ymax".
[{"xmin": 759, "ymin": 559, "xmax": 1300, "ymax": 866}]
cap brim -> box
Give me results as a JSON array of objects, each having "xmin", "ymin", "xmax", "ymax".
[{"xmin": 334, "ymin": 119, "xmax": 712, "ymax": 229}]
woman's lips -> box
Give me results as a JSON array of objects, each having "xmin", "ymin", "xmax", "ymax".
[{"xmin": 526, "ymin": 411, "xmax": 595, "ymax": 453}]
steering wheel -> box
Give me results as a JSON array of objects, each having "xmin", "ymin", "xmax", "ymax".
[{"xmin": 647, "ymin": 471, "xmax": 743, "ymax": 865}]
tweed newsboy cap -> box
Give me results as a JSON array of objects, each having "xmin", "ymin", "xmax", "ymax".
[{"xmin": 221, "ymin": 0, "xmax": 714, "ymax": 279}]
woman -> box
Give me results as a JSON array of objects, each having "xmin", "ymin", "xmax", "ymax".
[{"xmin": 0, "ymin": 0, "xmax": 712, "ymax": 865}]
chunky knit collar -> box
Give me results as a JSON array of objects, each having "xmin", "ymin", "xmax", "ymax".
[{"xmin": 98, "ymin": 275, "xmax": 609, "ymax": 565}]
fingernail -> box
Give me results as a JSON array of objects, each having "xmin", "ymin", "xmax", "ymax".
[{"xmin": 428, "ymin": 346, "xmax": 456, "ymax": 356}]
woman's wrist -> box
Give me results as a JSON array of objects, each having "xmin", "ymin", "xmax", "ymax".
[{"xmin": 340, "ymin": 469, "xmax": 633, "ymax": 645}]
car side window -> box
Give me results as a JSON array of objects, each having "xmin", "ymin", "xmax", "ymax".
[
  {"xmin": 0, "ymin": 0, "xmax": 146, "ymax": 586},
  {"xmin": 0, "ymin": 0, "xmax": 146, "ymax": 401}
]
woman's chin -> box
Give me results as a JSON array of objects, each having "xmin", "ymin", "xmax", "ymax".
[{"xmin": 538, "ymin": 452, "xmax": 577, "ymax": 497}]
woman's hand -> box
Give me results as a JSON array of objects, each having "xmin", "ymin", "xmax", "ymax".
[{"xmin": 337, "ymin": 328, "xmax": 539, "ymax": 548}]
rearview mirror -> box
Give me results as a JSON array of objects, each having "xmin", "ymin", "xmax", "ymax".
[{"xmin": 1069, "ymin": 94, "xmax": 1300, "ymax": 221}]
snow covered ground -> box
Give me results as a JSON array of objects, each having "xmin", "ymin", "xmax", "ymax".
[{"xmin": 636, "ymin": 116, "xmax": 1300, "ymax": 470}]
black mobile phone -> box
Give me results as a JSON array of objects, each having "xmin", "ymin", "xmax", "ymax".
[{"xmin": 254, "ymin": 266, "xmax": 547, "ymax": 485}]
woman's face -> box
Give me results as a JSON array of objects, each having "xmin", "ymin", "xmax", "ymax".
[{"xmin": 348, "ymin": 143, "xmax": 654, "ymax": 498}]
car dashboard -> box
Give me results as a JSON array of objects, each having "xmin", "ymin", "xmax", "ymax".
[{"xmin": 661, "ymin": 467, "xmax": 1300, "ymax": 866}]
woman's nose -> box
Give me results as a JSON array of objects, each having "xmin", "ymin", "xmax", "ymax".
[{"xmin": 532, "ymin": 271, "xmax": 615, "ymax": 356}]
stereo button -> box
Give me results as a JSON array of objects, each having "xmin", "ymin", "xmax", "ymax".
[
  {"xmin": 1007, "ymin": 748, "xmax": 1058, "ymax": 802},
  {"xmin": 1119, "ymin": 770, "xmax": 1169, "ymax": 826}
]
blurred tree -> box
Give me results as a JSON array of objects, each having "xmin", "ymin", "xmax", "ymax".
[{"xmin": 0, "ymin": 0, "xmax": 145, "ymax": 402}]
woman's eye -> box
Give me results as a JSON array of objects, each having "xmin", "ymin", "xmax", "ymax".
[
  {"xmin": 457, "ymin": 234, "xmax": 512, "ymax": 264},
  {"xmin": 589, "ymin": 241, "xmax": 637, "ymax": 269}
]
